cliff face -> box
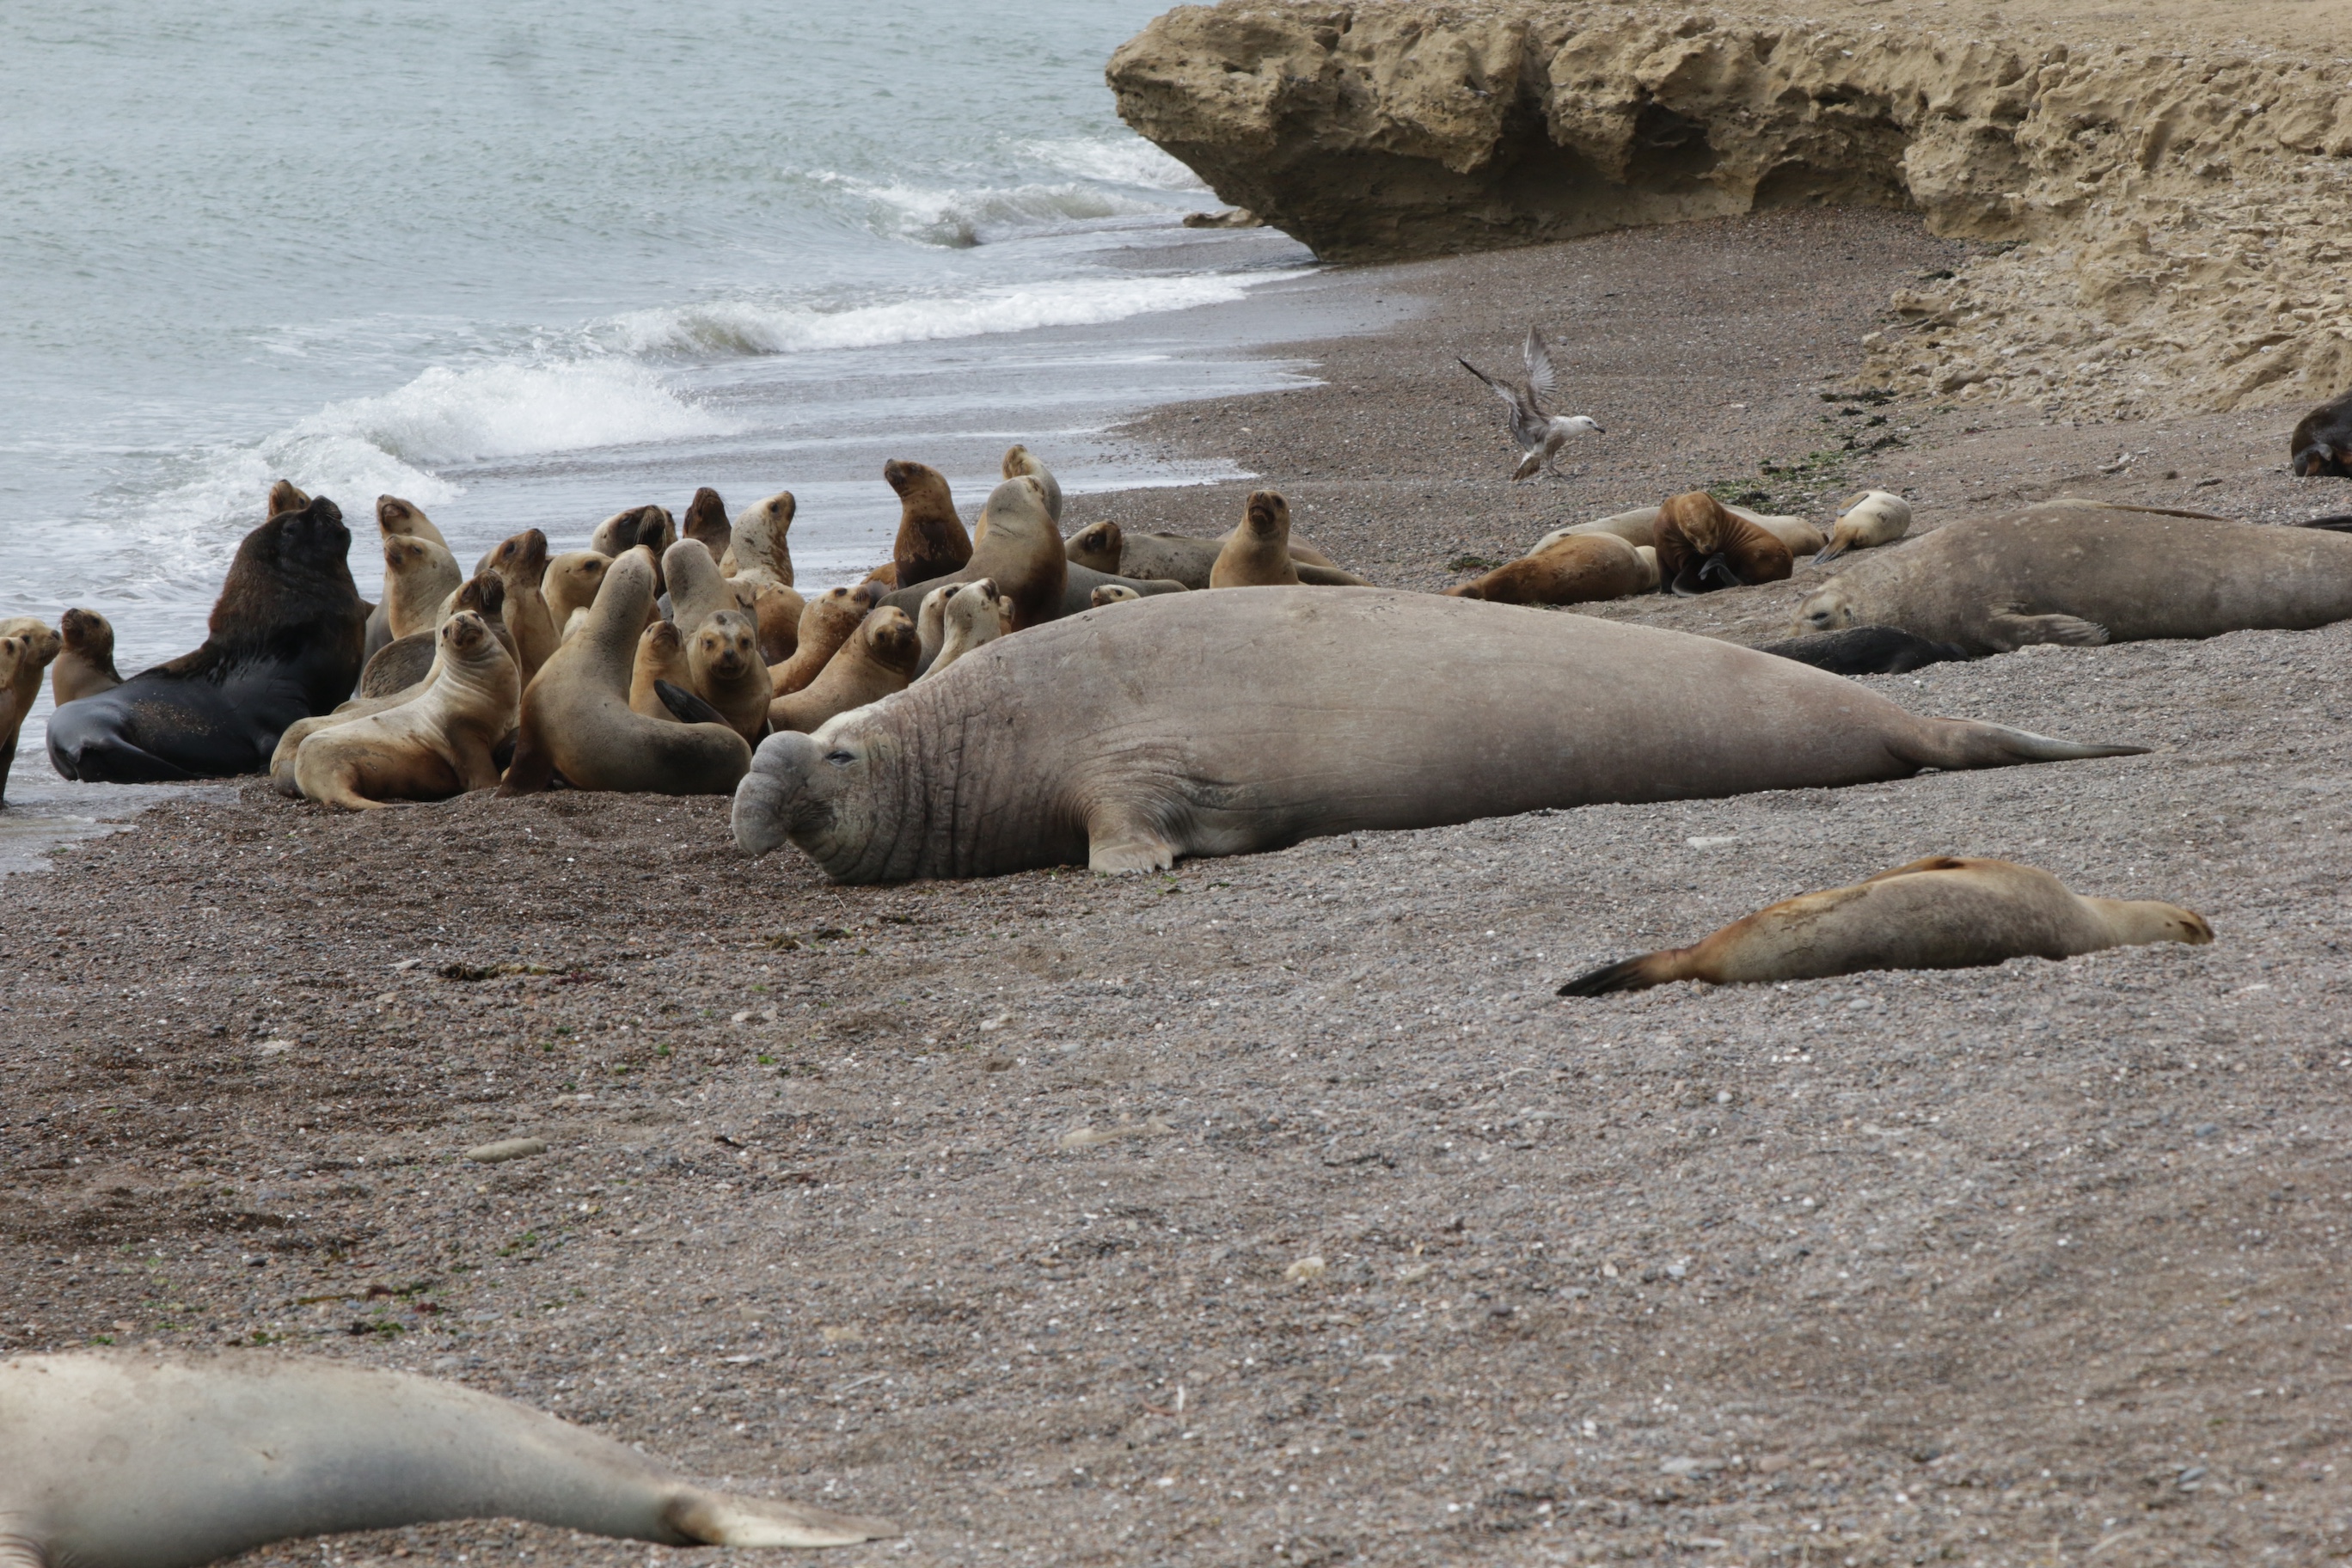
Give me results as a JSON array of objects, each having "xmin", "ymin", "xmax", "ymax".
[{"xmin": 1109, "ymin": 3, "xmax": 2352, "ymax": 418}]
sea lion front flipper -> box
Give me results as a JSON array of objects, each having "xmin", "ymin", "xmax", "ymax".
[
  {"xmin": 654, "ymin": 679, "xmax": 727, "ymax": 726},
  {"xmin": 1983, "ymin": 611, "xmax": 2109, "ymax": 652},
  {"xmin": 2296, "ymin": 514, "xmax": 2352, "ymax": 532},
  {"xmin": 1698, "ymin": 552, "xmax": 1744, "ymax": 591},
  {"xmin": 1557, "ymin": 954, "xmax": 1659, "ymax": 996},
  {"xmin": 1086, "ymin": 802, "xmax": 1180, "ymax": 874}
]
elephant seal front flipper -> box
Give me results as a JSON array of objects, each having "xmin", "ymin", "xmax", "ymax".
[{"xmin": 1983, "ymin": 610, "xmax": 2108, "ymax": 651}]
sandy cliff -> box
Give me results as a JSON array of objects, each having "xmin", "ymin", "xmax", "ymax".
[{"xmin": 1110, "ymin": 2, "xmax": 2352, "ymax": 419}]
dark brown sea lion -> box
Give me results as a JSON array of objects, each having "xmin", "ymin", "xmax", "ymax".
[
  {"xmin": 47, "ymin": 495, "xmax": 368, "ymax": 782},
  {"xmin": 1654, "ymin": 490, "xmax": 1793, "ymax": 595},
  {"xmin": 51, "ymin": 608, "xmax": 122, "ymax": 706},
  {"xmin": 681, "ymin": 486, "xmax": 732, "ymax": 560},
  {"xmin": 2291, "ymin": 389, "xmax": 2352, "ymax": 478},
  {"xmin": 883, "ymin": 459, "xmax": 971, "ymax": 590}
]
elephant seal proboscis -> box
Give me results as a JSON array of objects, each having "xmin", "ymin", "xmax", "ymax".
[
  {"xmin": 1210, "ymin": 491, "xmax": 1302, "ymax": 588},
  {"xmin": 732, "ymin": 589, "xmax": 2146, "ymax": 881},
  {"xmin": 883, "ymin": 459, "xmax": 971, "ymax": 591},
  {"xmin": 2291, "ymin": 389, "xmax": 2352, "ymax": 478},
  {"xmin": 769, "ymin": 607, "xmax": 919, "ymax": 733},
  {"xmin": 1815, "ymin": 490, "xmax": 1913, "ymax": 564},
  {"xmin": 0, "ymin": 1351, "xmax": 895, "ymax": 1565},
  {"xmin": 295, "ymin": 609, "xmax": 518, "ymax": 810},
  {"xmin": 499, "ymin": 548, "xmax": 750, "ymax": 796},
  {"xmin": 1444, "ymin": 532, "xmax": 1651, "ymax": 604},
  {"xmin": 772, "ymin": 585, "xmax": 876, "ymax": 695},
  {"xmin": 0, "ymin": 620, "xmax": 63, "ymax": 801},
  {"xmin": 1793, "ymin": 499, "xmax": 2352, "ymax": 653},
  {"xmin": 51, "ymin": 608, "xmax": 119, "ymax": 707},
  {"xmin": 682, "ymin": 484, "xmax": 732, "ymax": 559},
  {"xmin": 48, "ymin": 495, "xmax": 368, "ymax": 783},
  {"xmin": 922, "ymin": 578, "xmax": 1008, "ymax": 679},
  {"xmin": 1753, "ymin": 626, "xmax": 1970, "ymax": 676},
  {"xmin": 1559, "ymin": 856, "xmax": 2211, "ymax": 995},
  {"xmin": 1655, "ymin": 491, "xmax": 1793, "ymax": 595},
  {"xmin": 722, "ymin": 489, "xmax": 796, "ymax": 587}
]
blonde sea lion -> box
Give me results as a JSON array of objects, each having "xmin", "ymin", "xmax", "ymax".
[
  {"xmin": 1793, "ymin": 500, "xmax": 2352, "ymax": 653},
  {"xmin": 1089, "ymin": 584, "xmax": 1142, "ymax": 608},
  {"xmin": 294, "ymin": 609, "xmax": 517, "ymax": 810},
  {"xmin": 1210, "ymin": 492, "xmax": 1303, "ymax": 589},
  {"xmin": 1815, "ymin": 489, "xmax": 1913, "ymax": 564},
  {"xmin": 499, "ymin": 549, "xmax": 750, "ymax": 796},
  {"xmin": 722, "ymin": 490, "xmax": 796, "ymax": 587},
  {"xmin": 769, "ymin": 607, "xmax": 918, "ymax": 733},
  {"xmin": 882, "ymin": 460, "xmax": 971, "ymax": 590},
  {"xmin": 1444, "ymin": 531, "xmax": 1651, "ymax": 604},
  {"xmin": 50, "ymin": 608, "xmax": 121, "ymax": 707},
  {"xmin": 1559, "ymin": 856, "xmax": 2212, "ymax": 995},
  {"xmin": 732, "ymin": 589, "xmax": 2146, "ymax": 881},
  {"xmin": 1001, "ymin": 443, "xmax": 1063, "ymax": 525},
  {"xmin": 772, "ymin": 585, "xmax": 875, "ymax": 695},
  {"xmin": 750, "ymin": 580, "xmax": 805, "ymax": 665},
  {"xmin": 1655, "ymin": 491, "xmax": 1793, "ymax": 596},
  {"xmin": 542, "ymin": 550, "xmax": 612, "ymax": 644},
  {"xmin": 0, "ymin": 621, "xmax": 62, "ymax": 801},
  {"xmin": 381, "ymin": 534, "xmax": 460, "ymax": 640},
  {"xmin": 376, "ymin": 493, "xmax": 448, "ymax": 548},
  {"xmin": 630, "ymin": 619, "xmax": 694, "ymax": 720},
  {"xmin": 922, "ymin": 578, "xmax": 1009, "ymax": 679},
  {"xmin": 663, "ymin": 537, "xmax": 737, "ymax": 634},
  {"xmin": 688, "ymin": 609, "xmax": 772, "ymax": 742},
  {"xmin": 915, "ymin": 582, "xmax": 953, "ymax": 671},
  {"xmin": 481, "ymin": 528, "xmax": 557, "ymax": 679},
  {"xmin": 0, "ymin": 1351, "xmax": 894, "ymax": 1565},
  {"xmin": 682, "ymin": 485, "xmax": 731, "ymax": 560},
  {"xmin": 268, "ymin": 479, "xmax": 312, "ymax": 518}
]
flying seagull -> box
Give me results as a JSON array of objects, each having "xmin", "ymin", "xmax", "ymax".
[{"xmin": 1458, "ymin": 327, "xmax": 1604, "ymax": 481}]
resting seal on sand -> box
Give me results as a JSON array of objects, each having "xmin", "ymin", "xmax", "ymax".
[
  {"xmin": 721, "ymin": 490, "xmax": 796, "ymax": 587},
  {"xmin": 1559, "ymin": 856, "xmax": 2211, "ymax": 995},
  {"xmin": 772, "ymin": 585, "xmax": 876, "ymax": 695},
  {"xmin": 0, "ymin": 1351, "xmax": 894, "ymax": 1565},
  {"xmin": 1655, "ymin": 491, "xmax": 1793, "ymax": 595},
  {"xmin": 499, "ymin": 549, "xmax": 751, "ymax": 796},
  {"xmin": 50, "ymin": 609, "xmax": 119, "ymax": 707},
  {"xmin": 2291, "ymin": 389, "xmax": 2352, "ymax": 478},
  {"xmin": 769, "ymin": 608, "xmax": 919, "ymax": 733},
  {"xmin": 1547, "ymin": 503, "xmax": 1815, "ymax": 558},
  {"xmin": 1067, "ymin": 518, "xmax": 1362, "ymax": 589},
  {"xmin": 0, "ymin": 621, "xmax": 63, "ymax": 802},
  {"xmin": 732, "ymin": 589, "xmax": 2143, "ymax": 881},
  {"xmin": 48, "ymin": 495, "xmax": 368, "ymax": 783},
  {"xmin": 1445, "ymin": 532, "xmax": 1651, "ymax": 604},
  {"xmin": 883, "ymin": 460, "xmax": 971, "ymax": 591},
  {"xmin": 1793, "ymin": 499, "xmax": 2352, "ymax": 653},
  {"xmin": 294, "ymin": 609, "xmax": 517, "ymax": 810},
  {"xmin": 1815, "ymin": 490, "xmax": 1913, "ymax": 564},
  {"xmin": 1753, "ymin": 626, "xmax": 1969, "ymax": 676},
  {"xmin": 1210, "ymin": 492, "xmax": 1302, "ymax": 588}
]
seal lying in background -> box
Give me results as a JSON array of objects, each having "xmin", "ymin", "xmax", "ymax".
[
  {"xmin": 0, "ymin": 1351, "xmax": 895, "ymax": 1566},
  {"xmin": 1793, "ymin": 500, "xmax": 2352, "ymax": 653},
  {"xmin": 47, "ymin": 494, "xmax": 368, "ymax": 783},
  {"xmin": 1814, "ymin": 490, "xmax": 1912, "ymax": 563},
  {"xmin": 1655, "ymin": 491, "xmax": 1792, "ymax": 595},
  {"xmin": 2290, "ymin": 389, "xmax": 2352, "ymax": 477},
  {"xmin": 1065, "ymin": 518, "xmax": 1364, "ymax": 589},
  {"xmin": 733, "ymin": 589, "xmax": 2144, "ymax": 882},
  {"xmin": 1445, "ymin": 532, "xmax": 1655, "ymax": 604},
  {"xmin": 1754, "ymin": 626, "xmax": 1969, "ymax": 676},
  {"xmin": 1559, "ymin": 856, "xmax": 2211, "ymax": 995}
]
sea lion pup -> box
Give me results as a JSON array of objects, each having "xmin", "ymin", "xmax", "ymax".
[
  {"xmin": 681, "ymin": 484, "xmax": 732, "ymax": 560},
  {"xmin": 0, "ymin": 621, "xmax": 63, "ymax": 801},
  {"xmin": 1210, "ymin": 491, "xmax": 1304, "ymax": 589},
  {"xmin": 2290, "ymin": 389, "xmax": 2352, "ymax": 477},
  {"xmin": 769, "ymin": 607, "xmax": 920, "ymax": 733},
  {"xmin": 382, "ymin": 534, "xmax": 462, "ymax": 640},
  {"xmin": 772, "ymin": 585, "xmax": 875, "ymax": 695},
  {"xmin": 0, "ymin": 1351, "xmax": 895, "ymax": 1565},
  {"xmin": 1815, "ymin": 489, "xmax": 1914, "ymax": 564},
  {"xmin": 722, "ymin": 489, "xmax": 797, "ymax": 587},
  {"xmin": 732, "ymin": 590, "xmax": 2146, "ymax": 881},
  {"xmin": 1559, "ymin": 856, "xmax": 2212, "ymax": 995},
  {"xmin": 882, "ymin": 459, "xmax": 971, "ymax": 590},
  {"xmin": 542, "ymin": 549, "xmax": 613, "ymax": 643},
  {"xmin": 630, "ymin": 619, "xmax": 695, "ymax": 720},
  {"xmin": 1794, "ymin": 499, "xmax": 2352, "ymax": 653},
  {"xmin": 1444, "ymin": 532, "xmax": 1651, "ymax": 605},
  {"xmin": 591, "ymin": 505, "xmax": 677, "ymax": 590},
  {"xmin": 1654, "ymin": 490, "xmax": 1794, "ymax": 596},
  {"xmin": 1001, "ymin": 443, "xmax": 1063, "ymax": 525},
  {"xmin": 51, "ymin": 608, "xmax": 121, "ymax": 706},
  {"xmin": 1090, "ymin": 583, "xmax": 1142, "ymax": 608},
  {"xmin": 294, "ymin": 609, "xmax": 518, "ymax": 810},
  {"xmin": 920, "ymin": 578, "xmax": 1009, "ymax": 679},
  {"xmin": 48, "ymin": 494, "xmax": 368, "ymax": 783},
  {"xmin": 499, "ymin": 548, "xmax": 751, "ymax": 796},
  {"xmin": 1754, "ymin": 625, "xmax": 1970, "ymax": 676},
  {"xmin": 687, "ymin": 609, "xmax": 772, "ymax": 742}
]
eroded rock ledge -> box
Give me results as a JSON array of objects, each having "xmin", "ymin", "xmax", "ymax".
[{"xmin": 1110, "ymin": 3, "xmax": 2352, "ymax": 418}]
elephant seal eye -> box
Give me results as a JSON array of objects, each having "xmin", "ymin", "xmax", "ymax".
[{"xmin": 825, "ymin": 750, "xmax": 855, "ymax": 766}]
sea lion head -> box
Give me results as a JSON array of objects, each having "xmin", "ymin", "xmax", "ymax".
[
  {"xmin": 1066, "ymin": 519, "xmax": 1123, "ymax": 573},
  {"xmin": 861, "ymin": 606, "xmax": 922, "ymax": 675},
  {"xmin": 456, "ymin": 571, "xmax": 505, "ymax": 618},
  {"xmin": 1243, "ymin": 490, "xmax": 1290, "ymax": 542},
  {"xmin": 268, "ymin": 479, "xmax": 311, "ymax": 518},
  {"xmin": 946, "ymin": 578, "xmax": 1007, "ymax": 636},
  {"xmin": 376, "ymin": 494, "xmax": 432, "ymax": 537},
  {"xmin": 882, "ymin": 459, "xmax": 942, "ymax": 500},
  {"xmin": 733, "ymin": 715, "xmax": 898, "ymax": 873},
  {"xmin": 591, "ymin": 505, "xmax": 676, "ymax": 562},
  {"xmin": 1089, "ymin": 584, "xmax": 1141, "ymax": 609},
  {"xmin": 977, "ymin": 475, "xmax": 1052, "ymax": 540},
  {"xmin": 0, "ymin": 628, "xmax": 61, "ymax": 686},
  {"xmin": 488, "ymin": 527, "xmax": 551, "ymax": 579},
  {"xmin": 693, "ymin": 609, "xmax": 758, "ymax": 683},
  {"xmin": 439, "ymin": 609, "xmax": 495, "ymax": 662},
  {"xmin": 1792, "ymin": 579, "xmax": 1859, "ymax": 634},
  {"xmin": 741, "ymin": 489, "xmax": 796, "ymax": 531},
  {"xmin": 59, "ymin": 608, "xmax": 113, "ymax": 660},
  {"xmin": 683, "ymin": 487, "xmax": 730, "ymax": 549},
  {"xmin": 383, "ymin": 536, "xmax": 435, "ymax": 575}
]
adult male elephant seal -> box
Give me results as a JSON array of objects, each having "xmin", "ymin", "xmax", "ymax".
[
  {"xmin": 47, "ymin": 494, "xmax": 368, "ymax": 783},
  {"xmin": 1792, "ymin": 499, "xmax": 2352, "ymax": 653},
  {"xmin": 499, "ymin": 549, "xmax": 750, "ymax": 796},
  {"xmin": 0, "ymin": 1351, "xmax": 895, "ymax": 1566},
  {"xmin": 732, "ymin": 589, "xmax": 2145, "ymax": 881}
]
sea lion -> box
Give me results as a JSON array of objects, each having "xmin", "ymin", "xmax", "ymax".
[
  {"xmin": 1210, "ymin": 491, "xmax": 1303, "ymax": 589},
  {"xmin": 1815, "ymin": 489, "xmax": 1913, "ymax": 564},
  {"xmin": 499, "ymin": 548, "xmax": 750, "ymax": 796},
  {"xmin": 0, "ymin": 621, "xmax": 63, "ymax": 802},
  {"xmin": 769, "ymin": 607, "xmax": 919, "ymax": 733},
  {"xmin": 481, "ymin": 528, "xmax": 557, "ymax": 679},
  {"xmin": 1444, "ymin": 532, "xmax": 1651, "ymax": 605},
  {"xmin": 1559, "ymin": 856, "xmax": 2212, "ymax": 995},
  {"xmin": 1754, "ymin": 625, "xmax": 1970, "ymax": 675},
  {"xmin": 922, "ymin": 578, "xmax": 1008, "ymax": 679},
  {"xmin": 915, "ymin": 582, "xmax": 952, "ymax": 666},
  {"xmin": 542, "ymin": 550, "xmax": 612, "ymax": 643},
  {"xmin": 377, "ymin": 493, "xmax": 448, "ymax": 548},
  {"xmin": 664, "ymin": 537, "xmax": 738, "ymax": 634},
  {"xmin": 874, "ymin": 476, "xmax": 1065, "ymax": 628},
  {"xmin": 294, "ymin": 609, "xmax": 517, "ymax": 810},
  {"xmin": 630, "ymin": 619, "xmax": 694, "ymax": 720},
  {"xmin": 1546, "ymin": 504, "xmax": 1813, "ymax": 556},
  {"xmin": 688, "ymin": 609, "xmax": 772, "ymax": 743},
  {"xmin": 364, "ymin": 496, "xmax": 449, "ymax": 661},
  {"xmin": 1654, "ymin": 491, "xmax": 1794, "ymax": 596},
  {"xmin": 50, "ymin": 608, "xmax": 121, "ymax": 706},
  {"xmin": 591, "ymin": 505, "xmax": 677, "ymax": 590},
  {"xmin": 1090, "ymin": 584, "xmax": 1142, "ymax": 608},
  {"xmin": 268, "ymin": 479, "xmax": 312, "ymax": 517},
  {"xmin": 722, "ymin": 490, "xmax": 796, "ymax": 587},
  {"xmin": 772, "ymin": 585, "xmax": 875, "ymax": 695},
  {"xmin": 358, "ymin": 630, "xmax": 436, "ymax": 700},
  {"xmin": 0, "ymin": 1351, "xmax": 894, "ymax": 1566},
  {"xmin": 383, "ymin": 535, "xmax": 461, "ymax": 640},
  {"xmin": 1001, "ymin": 444, "xmax": 1063, "ymax": 526},
  {"xmin": 682, "ymin": 485, "xmax": 732, "ymax": 560},
  {"xmin": 748, "ymin": 580, "xmax": 805, "ymax": 665},
  {"xmin": 2290, "ymin": 389, "xmax": 2352, "ymax": 478},
  {"xmin": 47, "ymin": 495, "xmax": 368, "ymax": 783},
  {"xmin": 1066, "ymin": 518, "xmax": 1361, "ymax": 589},
  {"xmin": 883, "ymin": 459, "xmax": 971, "ymax": 590},
  {"xmin": 732, "ymin": 589, "xmax": 2146, "ymax": 881},
  {"xmin": 1793, "ymin": 499, "xmax": 2352, "ymax": 653}
]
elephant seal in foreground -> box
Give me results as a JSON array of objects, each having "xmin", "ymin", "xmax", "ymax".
[
  {"xmin": 0, "ymin": 1351, "xmax": 894, "ymax": 1565},
  {"xmin": 51, "ymin": 608, "xmax": 122, "ymax": 706},
  {"xmin": 1559, "ymin": 856, "xmax": 2210, "ymax": 995},
  {"xmin": 733, "ymin": 590, "xmax": 2144, "ymax": 881},
  {"xmin": 48, "ymin": 495, "xmax": 368, "ymax": 783},
  {"xmin": 1754, "ymin": 626, "xmax": 1969, "ymax": 676},
  {"xmin": 1793, "ymin": 500, "xmax": 2352, "ymax": 653},
  {"xmin": 499, "ymin": 550, "xmax": 750, "ymax": 796}
]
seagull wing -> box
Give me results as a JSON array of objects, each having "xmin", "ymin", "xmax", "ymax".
[
  {"xmin": 1522, "ymin": 327, "xmax": 1559, "ymax": 407},
  {"xmin": 1459, "ymin": 358, "xmax": 1547, "ymax": 450}
]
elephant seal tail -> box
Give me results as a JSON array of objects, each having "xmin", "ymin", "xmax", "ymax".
[
  {"xmin": 1911, "ymin": 720, "xmax": 2148, "ymax": 771},
  {"xmin": 665, "ymin": 1487, "xmax": 898, "ymax": 1547}
]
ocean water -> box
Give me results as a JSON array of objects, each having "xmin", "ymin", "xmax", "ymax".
[{"xmin": 1, "ymin": 0, "xmax": 1324, "ymax": 826}]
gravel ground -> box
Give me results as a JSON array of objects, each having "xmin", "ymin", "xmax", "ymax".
[{"xmin": 4, "ymin": 208, "xmax": 2349, "ymax": 1568}]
